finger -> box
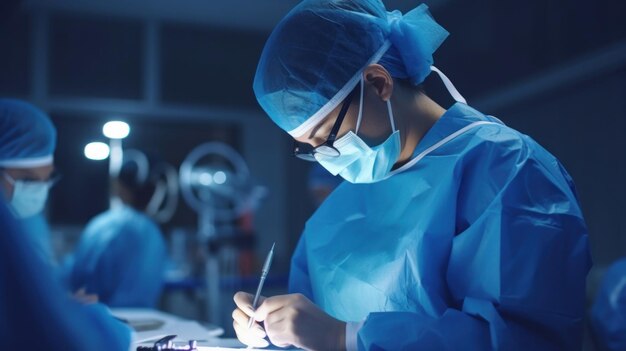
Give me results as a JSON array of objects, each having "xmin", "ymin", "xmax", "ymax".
[
  {"xmin": 233, "ymin": 291, "xmax": 266, "ymax": 317},
  {"xmin": 232, "ymin": 308, "xmax": 248, "ymax": 326},
  {"xmin": 233, "ymin": 292, "xmax": 255, "ymax": 317},
  {"xmin": 233, "ymin": 320, "xmax": 269, "ymax": 348},
  {"xmin": 254, "ymin": 294, "xmax": 292, "ymax": 322},
  {"xmin": 233, "ymin": 290, "xmax": 267, "ymax": 306},
  {"xmin": 77, "ymin": 297, "xmax": 97, "ymax": 305},
  {"xmin": 232, "ymin": 308, "xmax": 265, "ymax": 336}
]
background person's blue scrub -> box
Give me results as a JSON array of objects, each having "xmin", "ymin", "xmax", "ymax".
[
  {"xmin": 64, "ymin": 150, "xmax": 168, "ymax": 308},
  {"xmin": 65, "ymin": 204, "xmax": 167, "ymax": 307}
]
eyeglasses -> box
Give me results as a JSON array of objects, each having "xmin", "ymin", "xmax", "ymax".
[{"xmin": 293, "ymin": 90, "xmax": 355, "ymax": 162}]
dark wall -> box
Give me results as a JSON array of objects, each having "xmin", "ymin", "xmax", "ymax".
[{"xmin": 431, "ymin": 0, "xmax": 626, "ymax": 101}]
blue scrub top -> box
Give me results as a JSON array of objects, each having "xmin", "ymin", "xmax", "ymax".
[
  {"xmin": 66, "ymin": 205, "xmax": 167, "ymax": 308},
  {"xmin": 289, "ymin": 103, "xmax": 591, "ymax": 350},
  {"xmin": 22, "ymin": 213, "xmax": 55, "ymax": 265},
  {"xmin": 591, "ymin": 258, "xmax": 626, "ymax": 351},
  {"xmin": 0, "ymin": 200, "xmax": 131, "ymax": 350}
]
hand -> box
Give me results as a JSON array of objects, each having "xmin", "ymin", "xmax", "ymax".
[
  {"xmin": 234, "ymin": 291, "xmax": 346, "ymax": 350},
  {"xmin": 232, "ymin": 291, "xmax": 270, "ymax": 348},
  {"xmin": 73, "ymin": 287, "xmax": 99, "ymax": 304}
]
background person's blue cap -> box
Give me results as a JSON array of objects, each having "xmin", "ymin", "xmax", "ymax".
[{"xmin": 0, "ymin": 99, "xmax": 56, "ymax": 168}]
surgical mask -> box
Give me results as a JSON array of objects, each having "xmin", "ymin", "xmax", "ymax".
[
  {"xmin": 3, "ymin": 172, "xmax": 51, "ymax": 218},
  {"xmin": 315, "ymin": 79, "xmax": 401, "ymax": 184}
]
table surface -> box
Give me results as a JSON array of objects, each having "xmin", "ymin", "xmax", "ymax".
[
  {"xmin": 111, "ymin": 308, "xmax": 300, "ymax": 350},
  {"xmin": 110, "ymin": 308, "xmax": 235, "ymax": 348}
]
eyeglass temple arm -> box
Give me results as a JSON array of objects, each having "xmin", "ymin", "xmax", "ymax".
[{"xmin": 327, "ymin": 91, "xmax": 354, "ymax": 141}]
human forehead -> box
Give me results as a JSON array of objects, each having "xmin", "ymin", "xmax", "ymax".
[
  {"xmin": 295, "ymin": 89, "xmax": 360, "ymax": 143},
  {"xmin": 294, "ymin": 104, "xmax": 344, "ymax": 144}
]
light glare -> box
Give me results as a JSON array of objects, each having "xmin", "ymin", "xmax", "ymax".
[
  {"xmin": 214, "ymin": 171, "xmax": 227, "ymax": 185},
  {"xmin": 103, "ymin": 121, "xmax": 130, "ymax": 139},
  {"xmin": 84, "ymin": 142, "xmax": 110, "ymax": 160},
  {"xmin": 198, "ymin": 172, "xmax": 213, "ymax": 186}
]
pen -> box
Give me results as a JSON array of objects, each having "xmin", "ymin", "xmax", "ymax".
[{"xmin": 247, "ymin": 242, "xmax": 275, "ymax": 329}]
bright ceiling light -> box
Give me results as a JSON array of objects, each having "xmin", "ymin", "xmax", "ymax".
[
  {"xmin": 103, "ymin": 121, "xmax": 130, "ymax": 139},
  {"xmin": 84, "ymin": 142, "xmax": 110, "ymax": 160}
]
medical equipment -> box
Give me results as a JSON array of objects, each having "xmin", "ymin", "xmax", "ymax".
[
  {"xmin": 247, "ymin": 243, "xmax": 275, "ymax": 329},
  {"xmin": 179, "ymin": 142, "xmax": 266, "ymax": 326},
  {"xmin": 137, "ymin": 335, "xmax": 198, "ymax": 351}
]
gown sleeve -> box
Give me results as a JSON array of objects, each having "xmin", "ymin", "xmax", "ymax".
[
  {"xmin": 591, "ymin": 258, "xmax": 626, "ymax": 351},
  {"xmin": 357, "ymin": 133, "xmax": 591, "ymax": 350}
]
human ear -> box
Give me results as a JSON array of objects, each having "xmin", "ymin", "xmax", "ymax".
[{"xmin": 362, "ymin": 64, "xmax": 394, "ymax": 102}]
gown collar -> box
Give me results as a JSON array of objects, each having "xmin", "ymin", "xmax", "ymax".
[
  {"xmin": 383, "ymin": 103, "xmax": 502, "ymax": 180},
  {"xmin": 410, "ymin": 103, "xmax": 500, "ymax": 158}
]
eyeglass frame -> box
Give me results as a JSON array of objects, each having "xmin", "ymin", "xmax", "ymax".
[{"xmin": 293, "ymin": 89, "xmax": 356, "ymax": 162}]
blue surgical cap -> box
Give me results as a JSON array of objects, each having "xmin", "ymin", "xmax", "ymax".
[
  {"xmin": 253, "ymin": 0, "xmax": 448, "ymax": 137},
  {"xmin": 0, "ymin": 99, "xmax": 56, "ymax": 168}
]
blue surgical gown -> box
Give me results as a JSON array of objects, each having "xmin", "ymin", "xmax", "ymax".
[
  {"xmin": 591, "ymin": 258, "xmax": 626, "ymax": 351},
  {"xmin": 22, "ymin": 213, "xmax": 55, "ymax": 265},
  {"xmin": 289, "ymin": 103, "xmax": 591, "ymax": 350},
  {"xmin": 66, "ymin": 205, "xmax": 167, "ymax": 307},
  {"xmin": 0, "ymin": 200, "xmax": 131, "ymax": 350}
]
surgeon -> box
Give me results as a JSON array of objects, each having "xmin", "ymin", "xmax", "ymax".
[
  {"xmin": 65, "ymin": 150, "xmax": 167, "ymax": 308},
  {"xmin": 232, "ymin": 1, "xmax": 591, "ymax": 350},
  {"xmin": 0, "ymin": 99, "xmax": 131, "ymax": 349},
  {"xmin": 0, "ymin": 99, "xmax": 58, "ymax": 264},
  {"xmin": 590, "ymin": 259, "xmax": 626, "ymax": 351}
]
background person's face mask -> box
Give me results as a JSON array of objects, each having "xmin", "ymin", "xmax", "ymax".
[
  {"xmin": 315, "ymin": 79, "xmax": 401, "ymax": 184},
  {"xmin": 3, "ymin": 173, "xmax": 50, "ymax": 218}
]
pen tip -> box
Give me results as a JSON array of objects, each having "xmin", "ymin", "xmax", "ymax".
[{"xmin": 271, "ymin": 242, "xmax": 275, "ymax": 250}]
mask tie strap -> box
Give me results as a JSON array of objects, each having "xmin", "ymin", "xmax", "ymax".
[
  {"xmin": 2, "ymin": 172, "xmax": 15, "ymax": 185},
  {"xmin": 356, "ymin": 75, "xmax": 398, "ymax": 134},
  {"xmin": 355, "ymin": 76, "xmax": 365, "ymax": 134},
  {"xmin": 431, "ymin": 65, "xmax": 467, "ymax": 104},
  {"xmin": 387, "ymin": 100, "xmax": 396, "ymax": 132}
]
